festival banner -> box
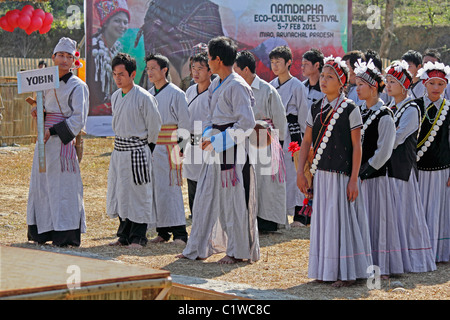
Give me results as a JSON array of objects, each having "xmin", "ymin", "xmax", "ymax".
[{"xmin": 85, "ymin": 0, "xmax": 351, "ymax": 136}]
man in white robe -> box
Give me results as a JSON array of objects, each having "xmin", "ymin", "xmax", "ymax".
[
  {"xmin": 27, "ymin": 37, "xmax": 89, "ymax": 247},
  {"xmin": 233, "ymin": 50, "xmax": 287, "ymax": 232},
  {"xmin": 179, "ymin": 37, "xmax": 259, "ymax": 264},
  {"xmin": 183, "ymin": 52, "xmax": 212, "ymax": 218},
  {"xmin": 107, "ymin": 53, "xmax": 162, "ymax": 248},
  {"xmin": 269, "ymin": 46, "xmax": 309, "ymax": 222},
  {"xmin": 146, "ymin": 54, "xmax": 191, "ymax": 245}
]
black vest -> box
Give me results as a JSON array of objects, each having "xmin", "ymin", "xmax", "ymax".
[
  {"xmin": 416, "ymin": 98, "xmax": 450, "ymax": 171},
  {"xmin": 360, "ymin": 107, "xmax": 394, "ymax": 179},
  {"xmin": 386, "ymin": 101, "xmax": 420, "ymax": 181},
  {"xmin": 310, "ymin": 98, "xmax": 357, "ymax": 176}
]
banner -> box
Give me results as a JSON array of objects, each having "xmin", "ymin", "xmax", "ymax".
[{"xmin": 85, "ymin": 0, "xmax": 351, "ymax": 136}]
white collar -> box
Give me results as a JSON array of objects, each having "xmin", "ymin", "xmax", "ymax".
[{"xmin": 250, "ymin": 75, "xmax": 261, "ymax": 90}]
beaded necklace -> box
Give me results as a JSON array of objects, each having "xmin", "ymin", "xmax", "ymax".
[
  {"xmin": 417, "ymin": 98, "xmax": 449, "ymax": 161},
  {"xmin": 310, "ymin": 97, "xmax": 349, "ymax": 175}
]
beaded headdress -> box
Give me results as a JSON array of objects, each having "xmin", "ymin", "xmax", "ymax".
[
  {"xmin": 323, "ymin": 55, "xmax": 348, "ymax": 85},
  {"xmin": 385, "ymin": 60, "xmax": 412, "ymax": 90},
  {"xmin": 417, "ymin": 61, "xmax": 450, "ymax": 84},
  {"xmin": 95, "ymin": 0, "xmax": 130, "ymax": 27},
  {"xmin": 354, "ymin": 58, "xmax": 384, "ymax": 88}
]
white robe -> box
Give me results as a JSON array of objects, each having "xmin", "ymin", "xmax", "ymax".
[
  {"xmin": 106, "ymin": 85, "xmax": 162, "ymax": 225},
  {"xmin": 248, "ymin": 75, "xmax": 287, "ymax": 225},
  {"xmin": 182, "ymin": 72, "xmax": 259, "ymax": 261},
  {"xmin": 149, "ymin": 83, "xmax": 190, "ymax": 228},
  {"xmin": 183, "ymin": 84, "xmax": 210, "ymax": 182},
  {"xmin": 269, "ymin": 76, "xmax": 308, "ymax": 216},
  {"xmin": 27, "ymin": 74, "xmax": 89, "ymax": 234}
]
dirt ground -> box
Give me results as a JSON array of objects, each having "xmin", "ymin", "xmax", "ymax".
[{"xmin": 0, "ymin": 137, "xmax": 449, "ymax": 300}]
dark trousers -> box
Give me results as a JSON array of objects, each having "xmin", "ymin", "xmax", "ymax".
[
  {"xmin": 157, "ymin": 225, "xmax": 188, "ymax": 243},
  {"xmin": 257, "ymin": 217, "xmax": 278, "ymax": 232},
  {"xmin": 242, "ymin": 156, "xmax": 251, "ymax": 209},
  {"xmin": 187, "ymin": 178, "xmax": 197, "ymax": 216},
  {"xmin": 27, "ymin": 225, "xmax": 81, "ymax": 247},
  {"xmin": 117, "ymin": 218, "xmax": 148, "ymax": 246}
]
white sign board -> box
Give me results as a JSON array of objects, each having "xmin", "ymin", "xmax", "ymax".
[{"xmin": 17, "ymin": 66, "xmax": 59, "ymax": 94}]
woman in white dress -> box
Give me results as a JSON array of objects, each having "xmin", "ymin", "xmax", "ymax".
[
  {"xmin": 415, "ymin": 61, "xmax": 450, "ymax": 263},
  {"xmin": 297, "ymin": 56, "xmax": 372, "ymax": 287}
]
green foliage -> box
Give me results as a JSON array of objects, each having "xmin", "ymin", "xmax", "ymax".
[{"xmin": 353, "ymin": 0, "xmax": 449, "ymax": 26}]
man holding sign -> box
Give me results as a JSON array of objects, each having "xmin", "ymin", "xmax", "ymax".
[{"xmin": 27, "ymin": 37, "xmax": 89, "ymax": 247}]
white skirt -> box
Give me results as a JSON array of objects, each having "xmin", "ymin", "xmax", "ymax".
[
  {"xmin": 418, "ymin": 168, "xmax": 450, "ymax": 262},
  {"xmin": 308, "ymin": 170, "xmax": 373, "ymax": 282},
  {"xmin": 362, "ymin": 173, "xmax": 436, "ymax": 274}
]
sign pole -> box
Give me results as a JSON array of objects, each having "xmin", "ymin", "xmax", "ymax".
[
  {"xmin": 36, "ymin": 91, "xmax": 46, "ymax": 172},
  {"xmin": 17, "ymin": 66, "xmax": 59, "ymax": 174}
]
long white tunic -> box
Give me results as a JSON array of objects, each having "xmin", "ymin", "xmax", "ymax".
[
  {"xmin": 183, "ymin": 84, "xmax": 210, "ymax": 181},
  {"xmin": 106, "ymin": 85, "xmax": 162, "ymax": 225},
  {"xmin": 248, "ymin": 75, "xmax": 287, "ymax": 225},
  {"xmin": 149, "ymin": 83, "xmax": 190, "ymax": 228},
  {"xmin": 269, "ymin": 76, "xmax": 308, "ymax": 215},
  {"xmin": 182, "ymin": 72, "xmax": 259, "ymax": 261},
  {"xmin": 27, "ymin": 74, "xmax": 89, "ymax": 234}
]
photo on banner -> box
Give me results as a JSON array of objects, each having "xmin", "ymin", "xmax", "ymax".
[{"xmin": 85, "ymin": 0, "xmax": 351, "ymax": 136}]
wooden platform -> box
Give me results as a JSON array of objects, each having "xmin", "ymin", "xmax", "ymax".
[
  {"xmin": 0, "ymin": 246, "xmax": 249, "ymax": 300},
  {"xmin": 0, "ymin": 246, "xmax": 172, "ymax": 300}
]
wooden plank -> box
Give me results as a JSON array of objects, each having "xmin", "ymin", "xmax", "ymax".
[
  {"xmin": 0, "ymin": 246, "xmax": 171, "ymax": 298},
  {"xmin": 169, "ymin": 283, "xmax": 251, "ymax": 300}
]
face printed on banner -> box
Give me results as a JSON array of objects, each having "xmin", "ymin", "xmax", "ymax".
[
  {"xmin": 112, "ymin": 64, "xmax": 135, "ymax": 89},
  {"xmin": 425, "ymin": 78, "xmax": 447, "ymax": 101},
  {"xmin": 52, "ymin": 52, "xmax": 74, "ymax": 74},
  {"xmin": 146, "ymin": 59, "xmax": 167, "ymax": 85},
  {"xmin": 320, "ymin": 66, "xmax": 342, "ymax": 96},
  {"xmin": 385, "ymin": 76, "xmax": 405, "ymax": 97},
  {"xmin": 270, "ymin": 57, "xmax": 291, "ymax": 76},
  {"xmin": 355, "ymin": 77, "xmax": 375, "ymax": 101},
  {"xmin": 191, "ymin": 61, "xmax": 211, "ymax": 85},
  {"xmin": 104, "ymin": 12, "xmax": 129, "ymax": 41}
]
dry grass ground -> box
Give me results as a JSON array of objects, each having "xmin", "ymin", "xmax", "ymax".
[{"xmin": 0, "ymin": 137, "xmax": 449, "ymax": 300}]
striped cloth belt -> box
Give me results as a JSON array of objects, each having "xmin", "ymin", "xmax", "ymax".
[
  {"xmin": 45, "ymin": 113, "xmax": 77, "ymax": 173},
  {"xmin": 156, "ymin": 124, "xmax": 183, "ymax": 186},
  {"xmin": 114, "ymin": 136, "xmax": 150, "ymax": 185},
  {"xmin": 156, "ymin": 124, "xmax": 178, "ymax": 145}
]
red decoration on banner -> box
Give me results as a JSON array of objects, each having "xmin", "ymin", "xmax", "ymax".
[{"xmin": 0, "ymin": 5, "xmax": 53, "ymax": 34}]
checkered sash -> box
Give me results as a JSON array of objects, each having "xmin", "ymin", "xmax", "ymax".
[
  {"xmin": 114, "ymin": 136, "xmax": 151, "ymax": 185},
  {"xmin": 44, "ymin": 113, "xmax": 77, "ymax": 173}
]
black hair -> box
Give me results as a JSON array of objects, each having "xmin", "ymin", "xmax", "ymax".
[
  {"xmin": 401, "ymin": 50, "xmax": 422, "ymax": 67},
  {"xmin": 302, "ymin": 48, "xmax": 324, "ymax": 72},
  {"xmin": 235, "ymin": 50, "xmax": 256, "ymax": 74},
  {"xmin": 145, "ymin": 53, "xmax": 170, "ymax": 78},
  {"xmin": 191, "ymin": 52, "xmax": 210, "ymax": 71},
  {"xmin": 364, "ymin": 49, "xmax": 382, "ymax": 73},
  {"xmin": 342, "ymin": 50, "xmax": 365, "ymax": 69},
  {"xmin": 38, "ymin": 60, "xmax": 47, "ymax": 67},
  {"xmin": 269, "ymin": 45, "xmax": 292, "ymax": 63},
  {"xmin": 208, "ymin": 36, "xmax": 237, "ymax": 67},
  {"xmin": 423, "ymin": 48, "xmax": 441, "ymax": 62},
  {"xmin": 111, "ymin": 52, "xmax": 136, "ymax": 76}
]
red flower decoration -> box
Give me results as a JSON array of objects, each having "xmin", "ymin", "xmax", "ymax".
[
  {"xmin": 74, "ymin": 51, "xmax": 80, "ymax": 58},
  {"xmin": 288, "ymin": 141, "xmax": 300, "ymax": 157}
]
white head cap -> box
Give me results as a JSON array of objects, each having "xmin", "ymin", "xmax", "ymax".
[{"xmin": 53, "ymin": 37, "xmax": 77, "ymax": 56}]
